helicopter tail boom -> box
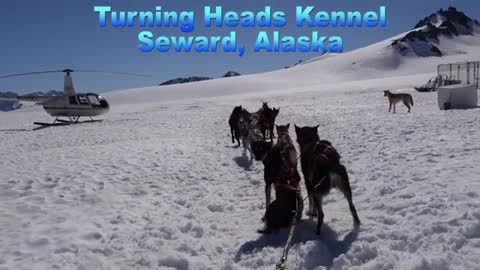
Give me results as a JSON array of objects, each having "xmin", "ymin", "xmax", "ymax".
[
  {"xmin": 64, "ymin": 73, "xmax": 75, "ymax": 96},
  {"xmin": 0, "ymin": 95, "xmax": 55, "ymax": 104}
]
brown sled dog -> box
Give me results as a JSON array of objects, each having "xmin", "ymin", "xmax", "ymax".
[
  {"xmin": 384, "ymin": 90, "xmax": 414, "ymax": 113},
  {"xmin": 295, "ymin": 125, "xmax": 360, "ymax": 234}
]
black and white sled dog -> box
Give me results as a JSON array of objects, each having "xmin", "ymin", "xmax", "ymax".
[
  {"xmin": 251, "ymin": 124, "xmax": 303, "ymax": 233},
  {"xmin": 276, "ymin": 123, "xmax": 298, "ymax": 170},
  {"xmin": 229, "ymin": 104, "xmax": 270, "ymax": 159},
  {"xmin": 242, "ymin": 105, "xmax": 271, "ymax": 159},
  {"xmin": 237, "ymin": 108, "xmax": 255, "ymax": 158},
  {"xmin": 229, "ymin": 102, "xmax": 279, "ymax": 148},
  {"xmin": 295, "ymin": 125, "xmax": 360, "ymax": 234}
]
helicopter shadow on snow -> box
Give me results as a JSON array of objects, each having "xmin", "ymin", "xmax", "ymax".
[
  {"xmin": 101, "ymin": 118, "xmax": 140, "ymax": 124},
  {"xmin": 0, "ymin": 128, "xmax": 30, "ymax": 133},
  {"xmin": 234, "ymin": 220, "xmax": 359, "ymax": 269},
  {"xmin": 0, "ymin": 124, "xmax": 60, "ymax": 132},
  {"xmin": 0, "ymin": 119, "xmax": 108, "ymax": 133},
  {"xmin": 0, "ymin": 126, "xmax": 59, "ymax": 132},
  {"xmin": 0, "ymin": 118, "xmax": 142, "ymax": 133}
]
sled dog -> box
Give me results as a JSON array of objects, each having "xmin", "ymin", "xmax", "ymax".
[
  {"xmin": 228, "ymin": 106, "xmax": 243, "ymax": 146},
  {"xmin": 237, "ymin": 109, "xmax": 254, "ymax": 157},
  {"xmin": 295, "ymin": 125, "xmax": 360, "ymax": 234},
  {"xmin": 384, "ymin": 90, "xmax": 414, "ymax": 113},
  {"xmin": 251, "ymin": 125, "xmax": 303, "ymax": 232},
  {"xmin": 258, "ymin": 102, "xmax": 280, "ymax": 141}
]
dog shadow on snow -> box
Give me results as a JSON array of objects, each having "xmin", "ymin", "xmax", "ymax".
[
  {"xmin": 234, "ymin": 220, "xmax": 359, "ymax": 269},
  {"xmin": 233, "ymin": 153, "xmax": 254, "ymax": 170}
]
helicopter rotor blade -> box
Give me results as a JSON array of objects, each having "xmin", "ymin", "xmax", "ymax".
[
  {"xmin": 0, "ymin": 70, "xmax": 64, "ymax": 78},
  {"xmin": 73, "ymin": 70, "xmax": 152, "ymax": 77},
  {"xmin": 0, "ymin": 69, "xmax": 151, "ymax": 78}
]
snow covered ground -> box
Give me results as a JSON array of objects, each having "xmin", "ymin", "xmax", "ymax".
[
  {"xmin": 1, "ymin": 20, "xmax": 480, "ymax": 269},
  {"xmin": 1, "ymin": 80, "xmax": 480, "ymax": 269}
]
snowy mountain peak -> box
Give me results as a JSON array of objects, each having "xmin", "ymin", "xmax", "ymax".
[
  {"xmin": 391, "ymin": 7, "xmax": 479, "ymax": 57},
  {"xmin": 413, "ymin": 7, "xmax": 477, "ymax": 32}
]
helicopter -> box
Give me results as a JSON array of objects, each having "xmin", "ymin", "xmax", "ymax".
[{"xmin": 0, "ymin": 69, "xmax": 149, "ymax": 127}]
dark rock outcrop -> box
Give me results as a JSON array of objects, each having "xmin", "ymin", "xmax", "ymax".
[
  {"xmin": 223, "ymin": 71, "xmax": 241, "ymax": 78},
  {"xmin": 159, "ymin": 71, "xmax": 241, "ymax": 86},
  {"xmin": 159, "ymin": 76, "xmax": 212, "ymax": 86}
]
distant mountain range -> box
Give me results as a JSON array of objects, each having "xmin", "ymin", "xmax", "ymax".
[
  {"xmin": 391, "ymin": 7, "xmax": 479, "ymax": 57},
  {"xmin": 159, "ymin": 71, "xmax": 240, "ymax": 86},
  {"xmin": 0, "ymin": 90, "xmax": 63, "ymax": 112}
]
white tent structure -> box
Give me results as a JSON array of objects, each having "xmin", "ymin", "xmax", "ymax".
[{"xmin": 437, "ymin": 61, "xmax": 479, "ymax": 110}]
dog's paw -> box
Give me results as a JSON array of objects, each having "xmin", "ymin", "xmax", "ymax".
[{"xmin": 257, "ymin": 228, "xmax": 272, "ymax": 234}]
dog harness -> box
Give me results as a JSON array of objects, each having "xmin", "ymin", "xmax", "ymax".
[{"xmin": 274, "ymin": 165, "xmax": 301, "ymax": 193}]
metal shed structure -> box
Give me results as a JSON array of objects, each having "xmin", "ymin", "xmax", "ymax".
[
  {"xmin": 437, "ymin": 61, "xmax": 480, "ymax": 88},
  {"xmin": 437, "ymin": 61, "xmax": 479, "ymax": 110}
]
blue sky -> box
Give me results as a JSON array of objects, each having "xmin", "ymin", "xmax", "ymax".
[{"xmin": 0, "ymin": 0, "xmax": 477, "ymax": 94}]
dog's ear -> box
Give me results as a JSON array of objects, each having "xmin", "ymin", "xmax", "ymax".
[
  {"xmin": 286, "ymin": 123, "xmax": 290, "ymax": 129},
  {"xmin": 314, "ymin": 125, "xmax": 320, "ymax": 130},
  {"xmin": 295, "ymin": 124, "xmax": 301, "ymax": 134},
  {"xmin": 273, "ymin": 108, "xmax": 280, "ymax": 116}
]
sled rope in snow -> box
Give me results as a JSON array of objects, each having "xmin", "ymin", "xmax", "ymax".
[
  {"xmin": 276, "ymin": 194, "xmax": 300, "ymax": 270},
  {"xmin": 275, "ymin": 188, "xmax": 313, "ymax": 269}
]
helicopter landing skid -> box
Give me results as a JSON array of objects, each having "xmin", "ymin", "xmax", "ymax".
[{"xmin": 33, "ymin": 116, "xmax": 102, "ymax": 129}]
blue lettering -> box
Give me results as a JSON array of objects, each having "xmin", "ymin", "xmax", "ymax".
[
  {"xmin": 204, "ymin": 6, "xmax": 222, "ymax": 27},
  {"xmin": 254, "ymin": 32, "xmax": 272, "ymax": 52},
  {"xmin": 296, "ymin": 6, "xmax": 314, "ymax": 26},
  {"xmin": 94, "ymin": 6, "xmax": 111, "ymax": 26},
  {"xmin": 138, "ymin": 31, "xmax": 154, "ymax": 52}
]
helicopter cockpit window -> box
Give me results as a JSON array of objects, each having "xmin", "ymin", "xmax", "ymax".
[
  {"xmin": 69, "ymin": 96, "xmax": 78, "ymax": 105},
  {"xmin": 78, "ymin": 95, "xmax": 89, "ymax": 105},
  {"xmin": 87, "ymin": 95, "xmax": 100, "ymax": 105},
  {"xmin": 98, "ymin": 96, "xmax": 109, "ymax": 108}
]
